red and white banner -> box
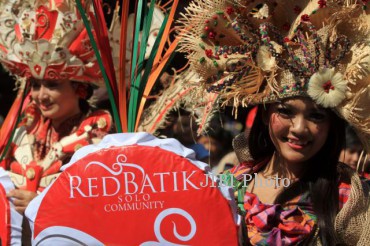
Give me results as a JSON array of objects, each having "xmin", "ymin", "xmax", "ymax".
[
  {"xmin": 26, "ymin": 133, "xmax": 240, "ymax": 245},
  {"xmin": 0, "ymin": 168, "xmax": 22, "ymax": 246}
]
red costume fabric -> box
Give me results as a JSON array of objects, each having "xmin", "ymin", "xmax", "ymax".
[{"xmin": 1, "ymin": 103, "xmax": 112, "ymax": 192}]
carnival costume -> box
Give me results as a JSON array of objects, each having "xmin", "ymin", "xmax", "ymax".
[
  {"xmin": 178, "ymin": 0, "xmax": 370, "ymax": 244},
  {"xmin": 1, "ymin": 103, "xmax": 112, "ymax": 193},
  {"xmin": 0, "ymin": 0, "xmax": 112, "ymax": 193}
]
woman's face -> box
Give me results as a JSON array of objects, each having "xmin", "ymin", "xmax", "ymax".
[
  {"xmin": 267, "ymin": 97, "xmax": 331, "ymax": 165},
  {"xmin": 30, "ymin": 79, "xmax": 80, "ymax": 126},
  {"xmin": 339, "ymin": 146, "xmax": 363, "ymax": 170},
  {"xmin": 197, "ymin": 135, "xmax": 222, "ymax": 157}
]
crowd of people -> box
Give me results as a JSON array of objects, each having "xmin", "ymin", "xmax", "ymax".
[{"xmin": 0, "ymin": 0, "xmax": 370, "ymax": 245}]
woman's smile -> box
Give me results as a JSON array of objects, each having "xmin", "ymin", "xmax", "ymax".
[
  {"xmin": 39, "ymin": 102, "xmax": 53, "ymax": 111},
  {"xmin": 285, "ymin": 137, "xmax": 309, "ymax": 150}
]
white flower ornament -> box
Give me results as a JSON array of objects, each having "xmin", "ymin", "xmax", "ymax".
[{"xmin": 307, "ymin": 68, "xmax": 347, "ymax": 108}]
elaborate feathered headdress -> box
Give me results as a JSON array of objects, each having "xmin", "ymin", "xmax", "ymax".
[
  {"xmin": 178, "ymin": 0, "xmax": 370, "ymax": 150},
  {"xmin": 0, "ymin": 0, "xmax": 180, "ymax": 152}
]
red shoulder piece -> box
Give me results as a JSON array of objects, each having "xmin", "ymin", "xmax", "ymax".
[
  {"xmin": 60, "ymin": 110, "xmax": 113, "ymax": 154},
  {"xmin": 76, "ymin": 110, "xmax": 113, "ymax": 136}
]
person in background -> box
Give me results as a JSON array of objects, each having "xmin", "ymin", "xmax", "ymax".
[
  {"xmin": 171, "ymin": 109, "xmax": 210, "ymax": 162},
  {"xmin": 338, "ymin": 125, "xmax": 370, "ymax": 180},
  {"xmin": 197, "ymin": 117, "xmax": 233, "ymax": 168},
  {"xmin": 339, "ymin": 125, "xmax": 364, "ymax": 171}
]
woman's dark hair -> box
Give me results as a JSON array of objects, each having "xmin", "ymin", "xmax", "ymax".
[
  {"xmin": 71, "ymin": 81, "xmax": 94, "ymax": 114},
  {"xmin": 248, "ymin": 104, "xmax": 275, "ymax": 160},
  {"xmin": 78, "ymin": 97, "xmax": 91, "ymax": 114},
  {"xmin": 343, "ymin": 124, "xmax": 362, "ymax": 149},
  {"xmin": 248, "ymin": 101, "xmax": 346, "ymax": 245}
]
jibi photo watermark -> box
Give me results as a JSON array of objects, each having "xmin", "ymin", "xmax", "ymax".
[{"xmin": 203, "ymin": 173, "xmax": 292, "ymax": 188}]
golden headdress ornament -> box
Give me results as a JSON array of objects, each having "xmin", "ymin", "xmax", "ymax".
[{"xmin": 0, "ymin": 0, "xmax": 104, "ymax": 86}]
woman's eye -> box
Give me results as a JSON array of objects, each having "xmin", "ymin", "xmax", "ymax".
[
  {"xmin": 276, "ymin": 107, "xmax": 292, "ymax": 117},
  {"xmin": 309, "ymin": 112, "xmax": 327, "ymax": 122},
  {"xmin": 31, "ymin": 82, "xmax": 40, "ymax": 90},
  {"xmin": 45, "ymin": 82, "xmax": 59, "ymax": 88}
]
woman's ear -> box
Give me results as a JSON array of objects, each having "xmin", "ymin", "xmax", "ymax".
[{"xmin": 73, "ymin": 82, "xmax": 89, "ymax": 99}]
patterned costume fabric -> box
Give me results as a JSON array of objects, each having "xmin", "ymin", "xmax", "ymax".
[
  {"xmin": 244, "ymin": 191, "xmax": 316, "ymax": 245},
  {"xmin": 0, "ymin": 103, "xmax": 112, "ymax": 193},
  {"xmin": 225, "ymin": 163, "xmax": 352, "ymax": 245}
]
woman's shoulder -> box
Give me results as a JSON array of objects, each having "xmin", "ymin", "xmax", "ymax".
[
  {"xmin": 79, "ymin": 109, "xmax": 113, "ymax": 133},
  {"xmin": 335, "ymin": 164, "xmax": 370, "ymax": 244},
  {"xmin": 86, "ymin": 109, "xmax": 112, "ymax": 119},
  {"xmin": 337, "ymin": 163, "xmax": 370, "ymax": 208}
]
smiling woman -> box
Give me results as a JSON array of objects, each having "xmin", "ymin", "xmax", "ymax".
[
  {"xmin": 30, "ymin": 79, "xmax": 82, "ymax": 128},
  {"xmin": 239, "ymin": 98, "xmax": 347, "ymax": 243},
  {"xmin": 178, "ymin": 0, "xmax": 370, "ymax": 244},
  {"xmin": 2, "ymin": 79, "xmax": 113, "ymax": 207}
]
